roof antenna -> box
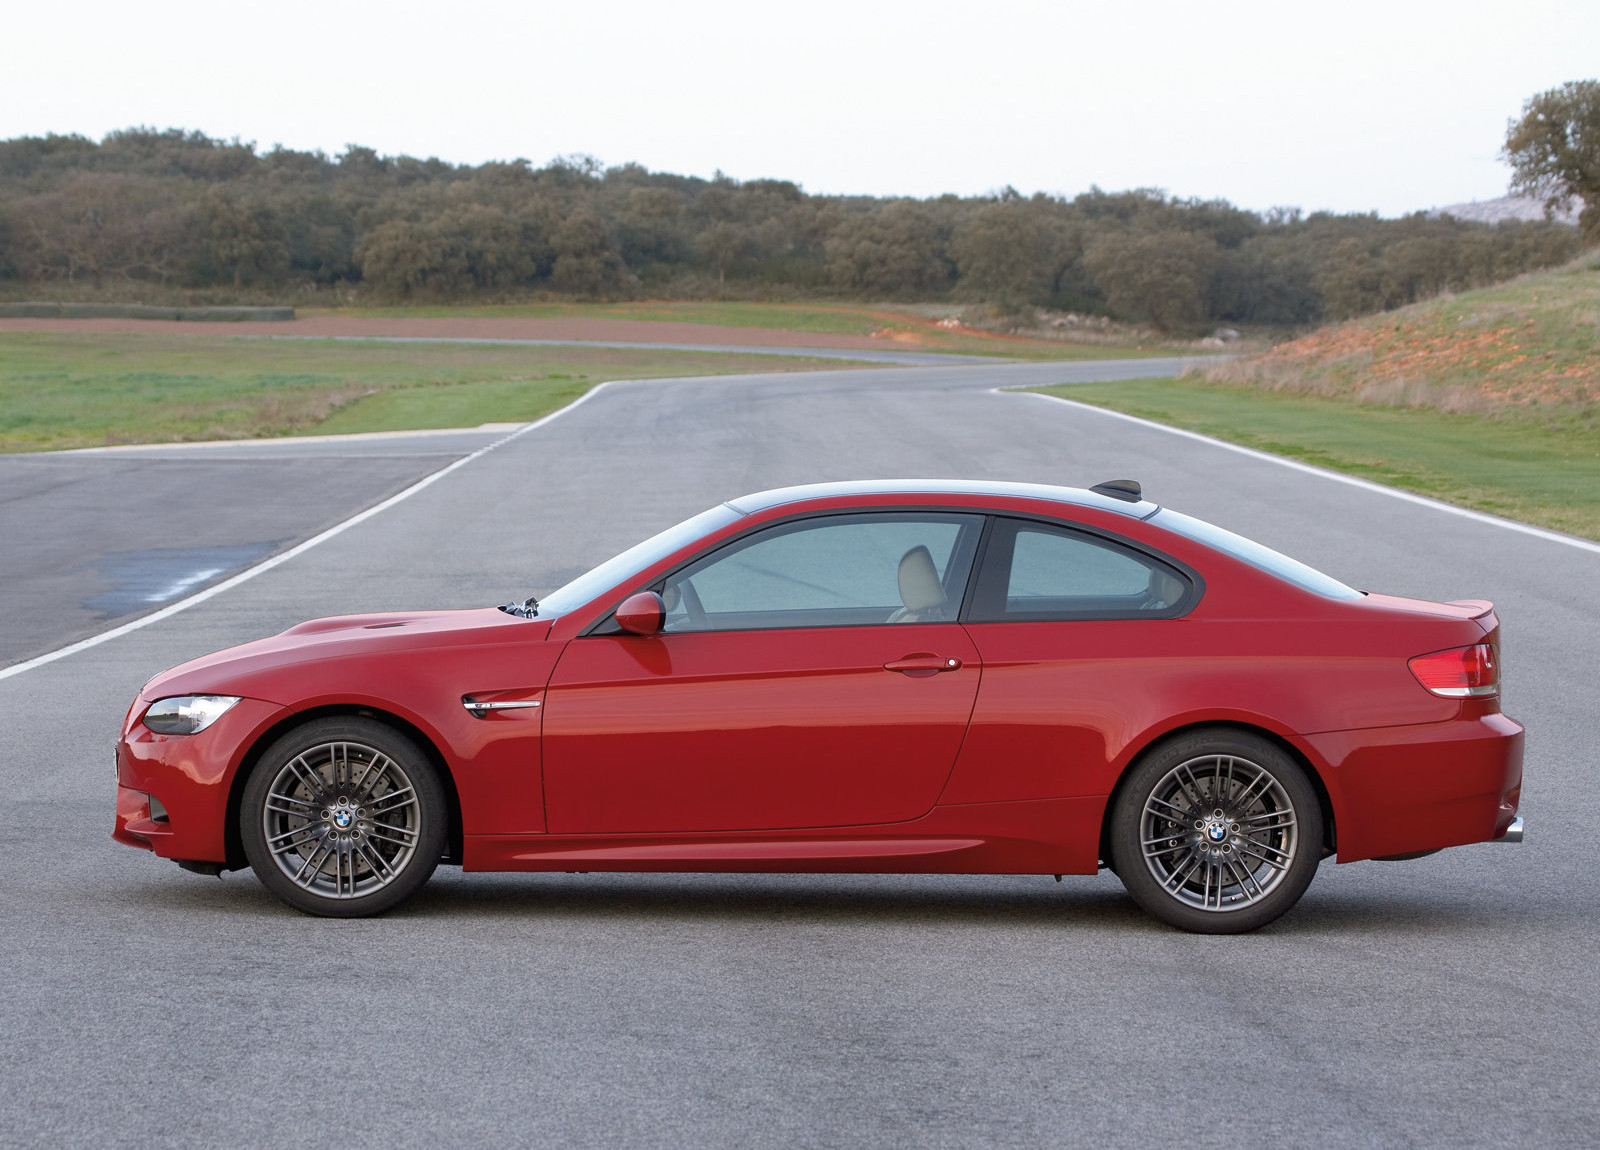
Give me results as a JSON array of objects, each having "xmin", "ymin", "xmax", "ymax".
[{"xmin": 1090, "ymin": 479, "xmax": 1142, "ymax": 503}]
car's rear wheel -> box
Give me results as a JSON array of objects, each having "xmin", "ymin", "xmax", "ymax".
[
  {"xmin": 241, "ymin": 717, "xmax": 446, "ymax": 917},
  {"xmin": 1109, "ymin": 730, "xmax": 1322, "ymax": 933}
]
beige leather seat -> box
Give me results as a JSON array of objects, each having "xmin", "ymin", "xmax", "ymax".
[
  {"xmin": 888, "ymin": 545, "xmax": 947, "ymax": 622},
  {"xmin": 1145, "ymin": 568, "xmax": 1185, "ymax": 609}
]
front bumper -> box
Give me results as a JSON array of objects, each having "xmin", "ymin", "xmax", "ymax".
[{"xmin": 113, "ymin": 696, "xmax": 291, "ymax": 862}]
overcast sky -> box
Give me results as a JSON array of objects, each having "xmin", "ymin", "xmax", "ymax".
[{"xmin": 5, "ymin": 0, "xmax": 1596, "ymax": 216}]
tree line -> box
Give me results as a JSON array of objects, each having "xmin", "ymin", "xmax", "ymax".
[
  {"xmin": 1503, "ymin": 79, "xmax": 1600, "ymax": 245},
  {"xmin": 0, "ymin": 127, "xmax": 1583, "ymax": 331}
]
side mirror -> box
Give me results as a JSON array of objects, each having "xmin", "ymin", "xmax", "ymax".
[{"xmin": 614, "ymin": 591, "xmax": 665, "ymax": 636}]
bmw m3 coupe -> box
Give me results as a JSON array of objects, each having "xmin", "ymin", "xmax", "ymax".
[{"xmin": 113, "ymin": 479, "xmax": 1524, "ymax": 932}]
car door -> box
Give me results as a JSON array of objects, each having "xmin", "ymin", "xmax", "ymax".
[
  {"xmin": 541, "ymin": 512, "xmax": 985, "ymax": 834},
  {"xmin": 942, "ymin": 516, "xmax": 1200, "ymax": 805}
]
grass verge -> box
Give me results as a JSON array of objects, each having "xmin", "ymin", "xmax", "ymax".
[
  {"xmin": 305, "ymin": 300, "xmax": 887, "ymax": 333},
  {"xmin": 300, "ymin": 300, "xmax": 1178, "ymax": 361},
  {"xmin": 0, "ymin": 332, "xmax": 877, "ymax": 452},
  {"xmin": 1035, "ymin": 377, "xmax": 1600, "ymax": 542}
]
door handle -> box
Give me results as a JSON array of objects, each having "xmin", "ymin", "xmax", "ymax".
[{"xmin": 883, "ymin": 654, "xmax": 963, "ymax": 675}]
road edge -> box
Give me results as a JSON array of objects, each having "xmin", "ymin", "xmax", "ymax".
[
  {"xmin": 1013, "ymin": 388, "xmax": 1600, "ymax": 556},
  {"xmin": 0, "ymin": 381, "xmax": 618, "ymax": 681}
]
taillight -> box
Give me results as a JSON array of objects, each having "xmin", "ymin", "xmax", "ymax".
[{"xmin": 1409, "ymin": 643, "xmax": 1498, "ymax": 698}]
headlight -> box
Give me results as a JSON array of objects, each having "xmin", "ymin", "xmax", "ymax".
[{"xmin": 141, "ymin": 696, "xmax": 242, "ymax": 735}]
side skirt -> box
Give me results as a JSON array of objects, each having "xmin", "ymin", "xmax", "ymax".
[{"xmin": 463, "ymin": 796, "xmax": 1107, "ymax": 874}]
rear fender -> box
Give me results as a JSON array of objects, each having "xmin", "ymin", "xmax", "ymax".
[{"xmin": 1097, "ymin": 720, "xmax": 1340, "ymax": 868}]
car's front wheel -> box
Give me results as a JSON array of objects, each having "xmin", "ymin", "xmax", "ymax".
[
  {"xmin": 241, "ymin": 717, "xmax": 446, "ymax": 917},
  {"xmin": 1109, "ymin": 730, "xmax": 1323, "ymax": 933}
]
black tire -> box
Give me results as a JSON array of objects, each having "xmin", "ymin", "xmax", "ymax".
[
  {"xmin": 241, "ymin": 717, "xmax": 447, "ymax": 917},
  {"xmin": 1109, "ymin": 729, "xmax": 1323, "ymax": 934}
]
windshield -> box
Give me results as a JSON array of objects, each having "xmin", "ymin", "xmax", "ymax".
[
  {"xmin": 533, "ymin": 503, "xmax": 745, "ymax": 618},
  {"xmin": 1150, "ymin": 508, "xmax": 1362, "ymax": 600}
]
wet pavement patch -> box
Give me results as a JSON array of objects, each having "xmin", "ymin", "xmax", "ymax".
[{"xmin": 82, "ymin": 543, "xmax": 282, "ymax": 618}]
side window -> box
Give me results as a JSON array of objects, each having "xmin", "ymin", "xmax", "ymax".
[
  {"xmin": 968, "ymin": 518, "xmax": 1192, "ymax": 621},
  {"xmin": 661, "ymin": 513, "xmax": 982, "ymax": 632}
]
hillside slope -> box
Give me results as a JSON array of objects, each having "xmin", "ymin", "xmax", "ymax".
[
  {"xmin": 1204, "ymin": 254, "xmax": 1599, "ymax": 420},
  {"xmin": 1429, "ymin": 194, "xmax": 1579, "ymax": 226}
]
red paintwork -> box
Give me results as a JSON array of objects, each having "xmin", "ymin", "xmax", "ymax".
[
  {"xmin": 132, "ymin": 608, "xmax": 559, "ymax": 836},
  {"xmin": 117, "ymin": 696, "xmax": 290, "ymax": 859},
  {"xmin": 465, "ymin": 797, "xmax": 1105, "ymax": 875},
  {"xmin": 542, "ymin": 624, "xmax": 982, "ymax": 832},
  {"xmin": 1304, "ymin": 709, "xmax": 1524, "ymax": 859},
  {"xmin": 113, "ymin": 482, "xmax": 1524, "ymax": 885},
  {"xmin": 112, "ymin": 784, "xmax": 160, "ymax": 850},
  {"xmin": 613, "ymin": 591, "xmax": 665, "ymax": 635}
]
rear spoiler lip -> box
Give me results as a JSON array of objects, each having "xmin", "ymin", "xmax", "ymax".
[
  {"xmin": 1448, "ymin": 599, "xmax": 1500, "ymax": 639},
  {"xmin": 1360, "ymin": 593, "xmax": 1496, "ymax": 623}
]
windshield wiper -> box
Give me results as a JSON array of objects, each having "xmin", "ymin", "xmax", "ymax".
[{"xmin": 499, "ymin": 596, "xmax": 539, "ymax": 619}]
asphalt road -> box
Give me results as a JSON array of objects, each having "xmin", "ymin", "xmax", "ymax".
[
  {"xmin": 0, "ymin": 427, "xmax": 512, "ymax": 666},
  {"xmin": 2, "ymin": 356, "xmax": 1595, "ymax": 1147}
]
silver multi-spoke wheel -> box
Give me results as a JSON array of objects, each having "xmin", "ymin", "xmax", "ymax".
[
  {"xmin": 261, "ymin": 741, "xmax": 420, "ymax": 899},
  {"xmin": 1111, "ymin": 731, "xmax": 1323, "ymax": 933},
  {"xmin": 1139, "ymin": 754, "xmax": 1298, "ymax": 912},
  {"xmin": 243, "ymin": 718, "xmax": 446, "ymax": 917}
]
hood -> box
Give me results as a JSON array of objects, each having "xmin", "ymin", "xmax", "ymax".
[{"xmin": 141, "ymin": 607, "xmax": 552, "ymax": 700}]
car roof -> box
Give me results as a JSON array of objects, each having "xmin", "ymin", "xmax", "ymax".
[{"xmin": 725, "ymin": 479, "xmax": 1161, "ymax": 520}]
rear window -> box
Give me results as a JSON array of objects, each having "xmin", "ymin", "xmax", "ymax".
[
  {"xmin": 966, "ymin": 518, "xmax": 1193, "ymax": 621},
  {"xmin": 1150, "ymin": 509, "xmax": 1362, "ymax": 600}
]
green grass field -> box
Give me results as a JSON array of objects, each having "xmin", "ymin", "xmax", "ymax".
[
  {"xmin": 0, "ymin": 332, "xmax": 875, "ymax": 452},
  {"xmin": 1039, "ymin": 377, "xmax": 1600, "ymax": 542}
]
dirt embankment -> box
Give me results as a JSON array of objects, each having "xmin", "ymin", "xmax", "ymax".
[{"xmin": 1201, "ymin": 257, "xmax": 1599, "ymax": 415}]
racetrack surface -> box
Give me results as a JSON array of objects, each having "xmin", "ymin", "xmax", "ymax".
[
  {"xmin": 0, "ymin": 426, "xmax": 515, "ymax": 666},
  {"xmin": 0, "ymin": 313, "xmax": 986, "ymax": 354},
  {"xmin": 2, "ymin": 357, "xmax": 1594, "ymax": 1146}
]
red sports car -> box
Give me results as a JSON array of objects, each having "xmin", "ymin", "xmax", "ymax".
[{"xmin": 113, "ymin": 480, "xmax": 1524, "ymax": 932}]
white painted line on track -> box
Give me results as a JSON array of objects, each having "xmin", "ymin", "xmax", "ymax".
[
  {"xmin": 0, "ymin": 382, "xmax": 619, "ymax": 681},
  {"xmin": 64, "ymin": 422, "xmax": 526, "ymax": 454},
  {"xmin": 143, "ymin": 567, "xmax": 223, "ymax": 603},
  {"xmin": 1012, "ymin": 388, "xmax": 1600, "ymax": 557}
]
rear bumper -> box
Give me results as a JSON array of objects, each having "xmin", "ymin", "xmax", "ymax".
[{"xmin": 1305, "ymin": 711, "xmax": 1524, "ymax": 863}]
